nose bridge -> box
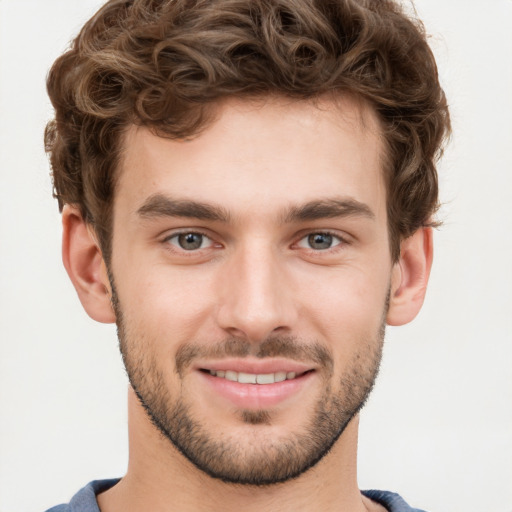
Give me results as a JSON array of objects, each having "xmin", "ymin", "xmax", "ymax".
[{"xmin": 217, "ymin": 238, "xmax": 295, "ymax": 341}]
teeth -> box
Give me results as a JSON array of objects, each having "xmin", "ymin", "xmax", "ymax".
[
  {"xmin": 225, "ymin": 370, "xmax": 238, "ymax": 382},
  {"xmin": 274, "ymin": 371, "xmax": 287, "ymax": 382},
  {"xmin": 238, "ymin": 372, "xmax": 257, "ymax": 384},
  {"xmin": 256, "ymin": 373, "xmax": 275, "ymax": 384},
  {"xmin": 208, "ymin": 369, "xmax": 301, "ymax": 384}
]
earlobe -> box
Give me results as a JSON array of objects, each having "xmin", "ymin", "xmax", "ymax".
[
  {"xmin": 62, "ymin": 205, "xmax": 116, "ymax": 324},
  {"xmin": 386, "ymin": 227, "xmax": 433, "ymax": 326}
]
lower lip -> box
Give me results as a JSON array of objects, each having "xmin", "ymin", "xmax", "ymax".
[{"xmin": 199, "ymin": 371, "xmax": 315, "ymax": 409}]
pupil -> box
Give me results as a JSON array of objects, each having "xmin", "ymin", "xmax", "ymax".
[
  {"xmin": 179, "ymin": 233, "xmax": 202, "ymax": 250},
  {"xmin": 309, "ymin": 233, "xmax": 332, "ymax": 250}
]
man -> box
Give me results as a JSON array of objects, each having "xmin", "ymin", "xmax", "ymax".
[{"xmin": 44, "ymin": 0, "xmax": 450, "ymax": 511}]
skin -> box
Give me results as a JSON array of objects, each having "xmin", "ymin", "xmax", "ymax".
[{"xmin": 62, "ymin": 95, "xmax": 433, "ymax": 512}]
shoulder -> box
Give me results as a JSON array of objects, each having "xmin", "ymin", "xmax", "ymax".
[
  {"xmin": 43, "ymin": 479, "xmax": 120, "ymax": 512},
  {"xmin": 362, "ymin": 489, "xmax": 428, "ymax": 512}
]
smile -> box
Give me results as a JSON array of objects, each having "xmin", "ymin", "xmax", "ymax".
[
  {"xmin": 200, "ymin": 366, "xmax": 316, "ymax": 409},
  {"xmin": 206, "ymin": 369, "xmax": 304, "ymax": 384}
]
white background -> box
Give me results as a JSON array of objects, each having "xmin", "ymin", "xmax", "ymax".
[{"xmin": 0, "ymin": 1, "xmax": 511, "ymax": 511}]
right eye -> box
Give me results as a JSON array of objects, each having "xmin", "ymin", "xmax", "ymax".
[{"xmin": 165, "ymin": 232, "xmax": 214, "ymax": 251}]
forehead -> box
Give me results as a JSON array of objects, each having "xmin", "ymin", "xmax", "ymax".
[{"xmin": 116, "ymin": 95, "xmax": 386, "ymax": 223}]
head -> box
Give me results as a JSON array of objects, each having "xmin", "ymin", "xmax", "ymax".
[{"xmin": 46, "ymin": 0, "xmax": 450, "ymax": 487}]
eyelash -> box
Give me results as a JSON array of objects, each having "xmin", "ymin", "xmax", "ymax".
[
  {"xmin": 161, "ymin": 229, "xmax": 348, "ymax": 255},
  {"xmin": 295, "ymin": 231, "xmax": 347, "ymax": 253},
  {"xmin": 162, "ymin": 230, "xmax": 218, "ymax": 254}
]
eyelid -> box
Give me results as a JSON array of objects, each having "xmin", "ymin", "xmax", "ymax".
[
  {"xmin": 293, "ymin": 230, "xmax": 348, "ymax": 251},
  {"xmin": 161, "ymin": 229, "xmax": 220, "ymax": 251}
]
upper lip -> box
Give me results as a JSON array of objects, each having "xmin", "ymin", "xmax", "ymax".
[{"xmin": 194, "ymin": 358, "xmax": 315, "ymax": 375}]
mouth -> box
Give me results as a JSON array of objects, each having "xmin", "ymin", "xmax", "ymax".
[
  {"xmin": 196, "ymin": 360, "xmax": 317, "ymax": 410},
  {"xmin": 200, "ymin": 368, "xmax": 311, "ymax": 384}
]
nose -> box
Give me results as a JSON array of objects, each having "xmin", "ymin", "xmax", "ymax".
[{"xmin": 216, "ymin": 241, "xmax": 298, "ymax": 343}]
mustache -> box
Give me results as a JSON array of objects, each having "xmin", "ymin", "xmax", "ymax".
[{"xmin": 175, "ymin": 336, "xmax": 333, "ymax": 376}]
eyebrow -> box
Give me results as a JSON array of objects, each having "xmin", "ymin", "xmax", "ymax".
[
  {"xmin": 137, "ymin": 194, "xmax": 231, "ymax": 222},
  {"xmin": 281, "ymin": 198, "xmax": 375, "ymax": 223},
  {"xmin": 136, "ymin": 194, "xmax": 374, "ymax": 224}
]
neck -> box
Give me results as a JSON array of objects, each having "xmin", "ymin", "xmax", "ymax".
[{"xmin": 97, "ymin": 388, "xmax": 372, "ymax": 512}]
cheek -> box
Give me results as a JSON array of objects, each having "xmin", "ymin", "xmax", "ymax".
[
  {"xmin": 115, "ymin": 265, "xmax": 217, "ymax": 341},
  {"xmin": 297, "ymin": 265, "xmax": 390, "ymax": 341}
]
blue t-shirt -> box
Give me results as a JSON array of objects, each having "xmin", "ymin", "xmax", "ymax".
[{"xmin": 45, "ymin": 479, "xmax": 427, "ymax": 512}]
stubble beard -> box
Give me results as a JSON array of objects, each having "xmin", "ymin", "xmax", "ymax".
[{"xmin": 111, "ymin": 282, "xmax": 386, "ymax": 486}]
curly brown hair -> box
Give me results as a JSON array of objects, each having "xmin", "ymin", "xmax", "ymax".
[{"xmin": 45, "ymin": 0, "xmax": 450, "ymax": 263}]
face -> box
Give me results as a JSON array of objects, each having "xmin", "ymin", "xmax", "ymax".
[{"xmin": 109, "ymin": 96, "xmax": 393, "ymax": 485}]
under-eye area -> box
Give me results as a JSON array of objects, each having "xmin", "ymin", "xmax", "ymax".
[{"xmin": 200, "ymin": 369, "xmax": 314, "ymax": 384}]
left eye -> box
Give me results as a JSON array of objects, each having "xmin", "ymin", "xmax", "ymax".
[
  {"xmin": 297, "ymin": 232, "xmax": 342, "ymax": 250},
  {"xmin": 166, "ymin": 232, "xmax": 214, "ymax": 251}
]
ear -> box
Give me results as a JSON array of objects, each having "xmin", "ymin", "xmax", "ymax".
[
  {"xmin": 386, "ymin": 227, "xmax": 433, "ymax": 326},
  {"xmin": 62, "ymin": 205, "xmax": 116, "ymax": 324}
]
